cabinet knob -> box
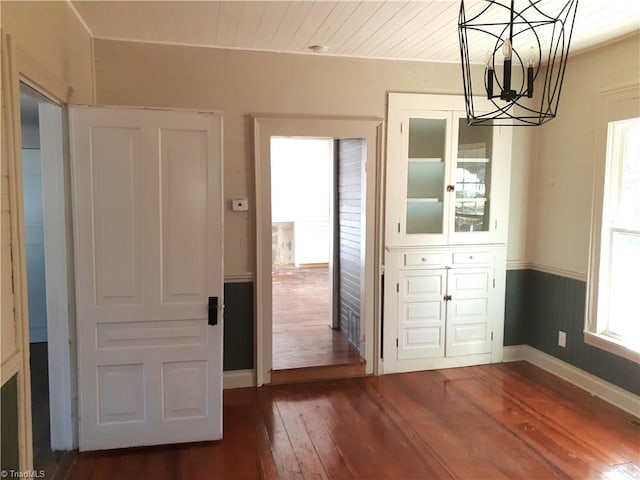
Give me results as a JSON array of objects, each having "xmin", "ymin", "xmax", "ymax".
[
  {"xmin": 421, "ymin": 257, "xmax": 427, "ymax": 262},
  {"xmin": 447, "ymin": 185, "xmax": 455, "ymax": 192}
]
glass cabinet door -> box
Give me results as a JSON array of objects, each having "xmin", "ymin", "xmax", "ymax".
[
  {"xmin": 405, "ymin": 117, "xmax": 447, "ymax": 235},
  {"xmin": 454, "ymin": 118, "xmax": 493, "ymax": 233}
]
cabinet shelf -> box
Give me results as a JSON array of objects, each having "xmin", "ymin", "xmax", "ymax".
[
  {"xmin": 407, "ymin": 198, "xmax": 441, "ymax": 203},
  {"xmin": 455, "ymin": 197, "xmax": 487, "ymax": 202},
  {"xmin": 457, "ymin": 158, "xmax": 490, "ymax": 163},
  {"xmin": 408, "ymin": 157, "xmax": 442, "ymax": 163}
]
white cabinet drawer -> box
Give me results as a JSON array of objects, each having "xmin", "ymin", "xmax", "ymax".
[
  {"xmin": 452, "ymin": 251, "xmax": 491, "ymax": 265},
  {"xmin": 404, "ymin": 252, "xmax": 452, "ymax": 267}
]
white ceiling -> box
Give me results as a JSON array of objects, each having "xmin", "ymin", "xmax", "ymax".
[{"xmin": 72, "ymin": 1, "xmax": 640, "ymax": 63}]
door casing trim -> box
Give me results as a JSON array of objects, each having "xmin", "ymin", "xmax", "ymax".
[{"xmin": 254, "ymin": 115, "xmax": 383, "ymax": 385}]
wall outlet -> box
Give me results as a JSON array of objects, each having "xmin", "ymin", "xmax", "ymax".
[{"xmin": 558, "ymin": 330, "xmax": 567, "ymax": 348}]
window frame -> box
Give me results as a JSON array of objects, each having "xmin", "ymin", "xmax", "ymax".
[{"xmin": 585, "ymin": 104, "xmax": 640, "ymax": 364}]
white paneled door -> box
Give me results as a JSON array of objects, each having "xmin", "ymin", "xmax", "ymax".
[{"xmin": 70, "ymin": 107, "xmax": 223, "ymax": 451}]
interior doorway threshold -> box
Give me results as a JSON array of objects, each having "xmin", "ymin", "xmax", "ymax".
[{"xmin": 270, "ymin": 361, "xmax": 367, "ymax": 385}]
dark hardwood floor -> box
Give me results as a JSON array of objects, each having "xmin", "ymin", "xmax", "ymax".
[
  {"xmin": 66, "ymin": 361, "xmax": 640, "ymax": 480},
  {"xmin": 272, "ymin": 267, "xmax": 362, "ymax": 371}
]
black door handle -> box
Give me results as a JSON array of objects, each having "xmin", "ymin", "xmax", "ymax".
[{"xmin": 208, "ymin": 296, "xmax": 218, "ymax": 326}]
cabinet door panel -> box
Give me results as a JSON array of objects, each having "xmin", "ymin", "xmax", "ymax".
[
  {"xmin": 446, "ymin": 268, "xmax": 492, "ymax": 357},
  {"xmin": 393, "ymin": 109, "xmax": 451, "ymax": 246},
  {"xmin": 397, "ymin": 270, "xmax": 446, "ymax": 360},
  {"xmin": 449, "ymin": 111, "xmax": 512, "ymax": 244},
  {"xmin": 386, "ymin": 94, "xmax": 511, "ymax": 247}
]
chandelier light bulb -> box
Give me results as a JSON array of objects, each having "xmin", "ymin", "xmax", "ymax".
[
  {"xmin": 485, "ymin": 50, "xmax": 494, "ymax": 69},
  {"xmin": 528, "ymin": 46, "xmax": 536, "ymax": 67},
  {"xmin": 502, "ymin": 39, "xmax": 512, "ymax": 60}
]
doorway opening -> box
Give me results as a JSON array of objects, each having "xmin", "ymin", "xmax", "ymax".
[
  {"xmin": 254, "ymin": 116, "xmax": 381, "ymax": 386},
  {"xmin": 270, "ymin": 136, "xmax": 366, "ymax": 382},
  {"xmin": 271, "ymin": 137, "xmax": 361, "ymax": 373},
  {"xmin": 20, "ymin": 83, "xmax": 75, "ymax": 472}
]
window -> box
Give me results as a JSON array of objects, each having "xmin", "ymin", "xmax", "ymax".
[{"xmin": 585, "ymin": 117, "xmax": 640, "ymax": 362}]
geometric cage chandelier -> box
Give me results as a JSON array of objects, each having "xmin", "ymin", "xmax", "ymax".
[{"xmin": 458, "ymin": 0, "xmax": 579, "ymax": 126}]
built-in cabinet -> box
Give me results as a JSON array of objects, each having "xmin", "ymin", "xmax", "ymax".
[{"xmin": 383, "ymin": 93, "xmax": 511, "ymax": 373}]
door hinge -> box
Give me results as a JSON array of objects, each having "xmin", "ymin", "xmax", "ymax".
[
  {"xmin": 493, "ymin": 278, "xmax": 496, "ymax": 288},
  {"xmin": 491, "ymin": 331, "xmax": 494, "ymax": 341},
  {"xmin": 397, "ymin": 222, "xmax": 401, "ymax": 233},
  {"xmin": 396, "ymin": 282, "xmax": 399, "ymax": 293},
  {"xmin": 396, "ymin": 338, "xmax": 399, "ymax": 348},
  {"xmin": 400, "ymin": 123, "xmax": 403, "ymax": 133},
  {"xmin": 495, "ymin": 220, "xmax": 498, "ymax": 229}
]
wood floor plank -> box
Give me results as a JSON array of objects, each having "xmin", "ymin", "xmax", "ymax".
[
  {"xmin": 291, "ymin": 395, "xmax": 355, "ymax": 479},
  {"xmin": 445, "ymin": 368, "xmax": 623, "ymax": 478},
  {"xmin": 332, "ymin": 380, "xmax": 454, "ymax": 479},
  {"xmin": 301, "ymin": 385, "xmax": 387, "ymax": 478},
  {"xmin": 274, "ymin": 398, "xmax": 329, "ymax": 479},
  {"xmin": 379, "ymin": 371, "xmax": 565, "ymax": 479},
  {"xmin": 485, "ymin": 362, "xmax": 640, "ymax": 460},
  {"xmin": 66, "ymin": 363, "xmax": 640, "ymax": 480},
  {"xmin": 143, "ymin": 447, "xmax": 183, "ymax": 480},
  {"xmin": 257, "ymin": 387, "xmax": 305, "ymax": 479}
]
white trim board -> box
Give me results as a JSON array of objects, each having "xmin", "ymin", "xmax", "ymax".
[
  {"xmin": 223, "ymin": 273, "xmax": 256, "ymax": 284},
  {"xmin": 504, "ymin": 262, "xmax": 587, "ymax": 282},
  {"xmin": 503, "ymin": 345, "xmax": 640, "ymax": 418},
  {"xmin": 506, "ymin": 260, "xmax": 529, "ymax": 270},
  {"xmin": 529, "ymin": 263, "xmax": 587, "ymax": 282},
  {"xmin": 223, "ymin": 369, "xmax": 256, "ymax": 389}
]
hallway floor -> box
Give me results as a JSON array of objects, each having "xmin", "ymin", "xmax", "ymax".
[
  {"xmin": 30, "ymin": 342, "xmax": 74, "ymax": 479},
  {"xmin": 272, "ymin": 266, "xmax": 362, "ymax": 370}
]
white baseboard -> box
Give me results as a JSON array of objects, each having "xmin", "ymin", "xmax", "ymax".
[
  {"xmin": 502, "ymin": 345, "xmax": 527, "ymax": 362},
  {"xmin": 503, "ymin": 345, "xmax": 640, "ymax": 418},
  {"xmin": 223, "ymin": 369, "xmax": 256, "ymax": 389}
]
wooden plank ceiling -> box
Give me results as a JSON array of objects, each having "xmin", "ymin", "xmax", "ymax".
[{"xmin": 72, "ymin": 1, "xmax": 640, "ymax": 62}]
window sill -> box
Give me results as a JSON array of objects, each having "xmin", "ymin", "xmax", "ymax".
[{"xmin": 583, "ymin": 331, "xmax": 640, "ymax": 364}]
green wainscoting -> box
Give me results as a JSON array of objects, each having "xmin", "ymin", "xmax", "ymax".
[
  {"xmin": 223, "ymin": 275, "xmax": 639, "ymax": 396},
  {"xmin": 1, "ymin": 374, "xmax": 19, "ymax": 471},
  {"xmin": 504, "ymin": 269, "xmax": 640, "ymax": 396},
  {"xmin": 504, "ymin": 269, "xmax": 527, "ymax": 346},
  {"xmin": 223, "ymin": 282, "xmax": 254, "ymax": 371}
]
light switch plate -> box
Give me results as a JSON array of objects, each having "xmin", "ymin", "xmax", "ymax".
[{"xmin": 232, "ymin": 199, "xmax": 249, "ymax": 211}]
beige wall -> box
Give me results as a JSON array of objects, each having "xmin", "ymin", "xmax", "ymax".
[
  {"xmin": 1, "ymin": 0, "xmax": 93, "ymax": 379},
  {"xmin": 1, "ymin": 0, "xmax": 93, "ymax": 381},
  {"xmin": 94, "ymin": 39, "xmax": 531, "ymax": 275},
  {"xmin": 1, "ymin": 0, "xmax": 94, "ymax": 466},
  {"xmin": 528, "ymin": 34, "xmax": 640, "ymax": 278},
  {"xmin": 1, "ymin": 1, "xmax": 94, "ymax": 104}
]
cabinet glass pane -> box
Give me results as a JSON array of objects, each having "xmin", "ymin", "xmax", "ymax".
[
  {"xmin": 408, "ymin": 118, "xmax": 446, "ymax": 159},
  {"xmin": 455, "ymin": 119, "xmax": 492, "ymax": 232},
  {"xmin": 406, "ymin": 201, "xmax": 443, "ymax": 234},
  {"xmin": 407, "ymin": 162, "xmax": 444, "ymax": 200},
  {"xmin": 405, "ymin": 118, "xmax": 446, "ymax": 235}
]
